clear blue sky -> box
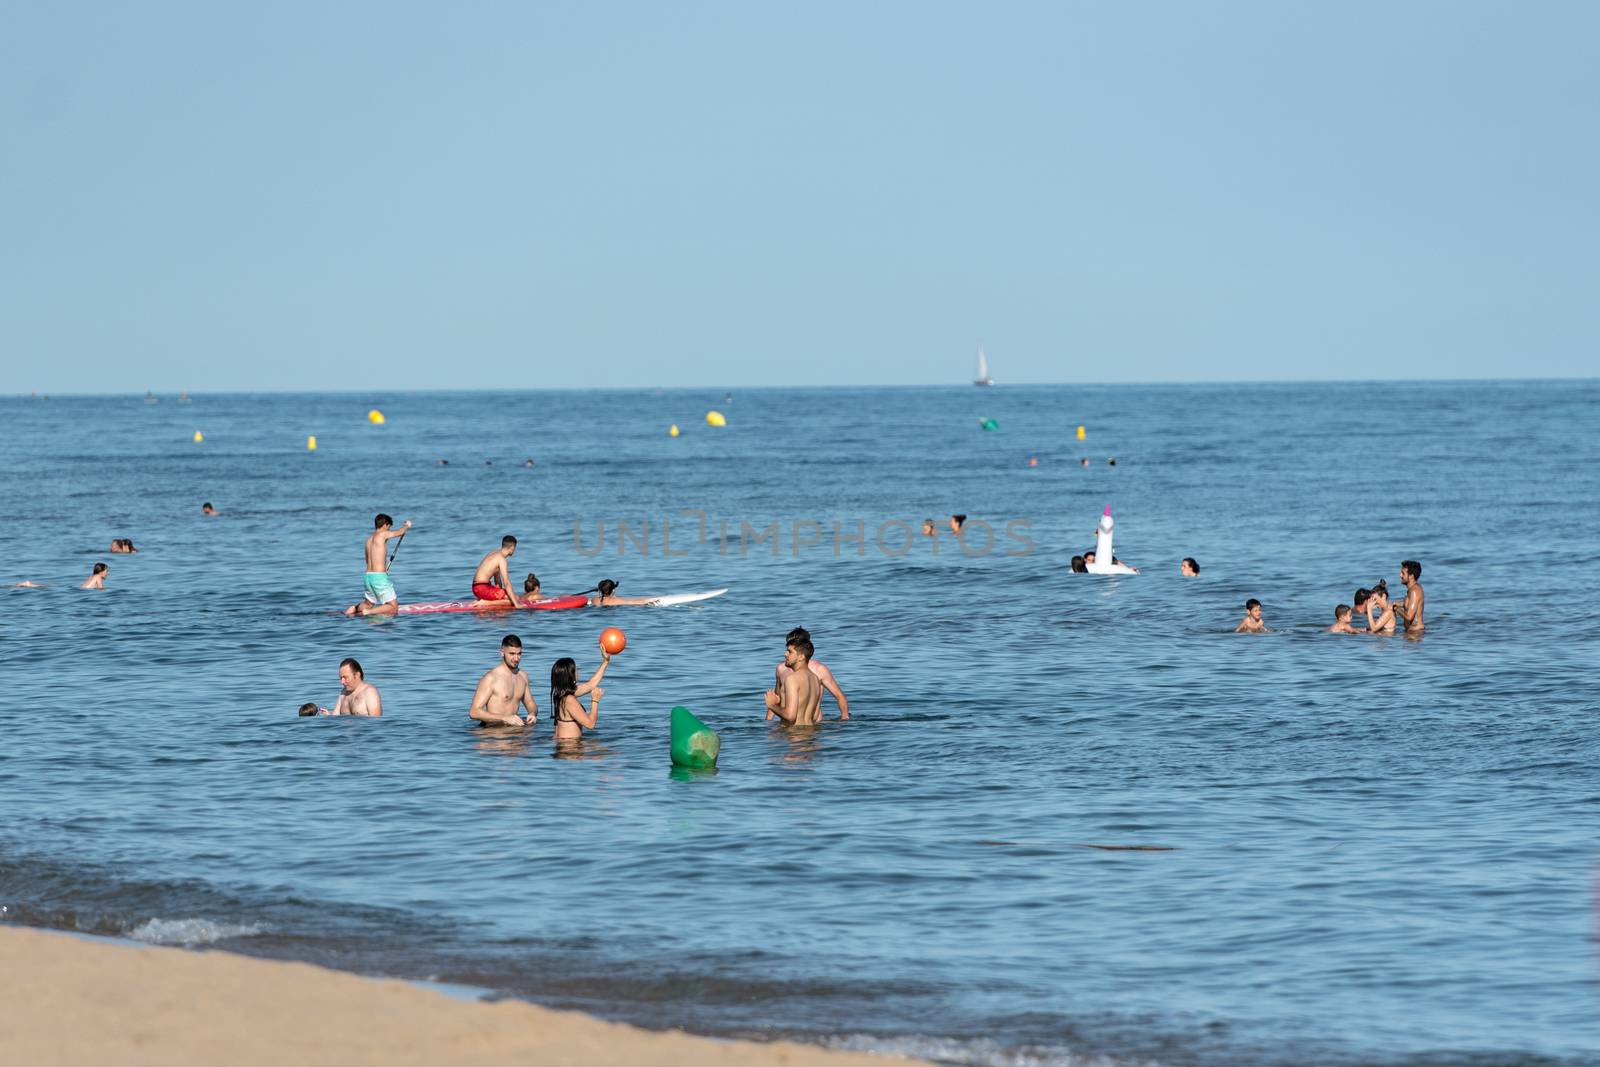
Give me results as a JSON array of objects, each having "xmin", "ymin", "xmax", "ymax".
[{"xmin": 3, "ymin": 1, "xmax": 1596, "ymax": 392}]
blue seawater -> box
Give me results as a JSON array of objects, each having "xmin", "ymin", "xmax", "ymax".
[{"xmin": 1, "ymin": 382, "xmax": 1597, "ymax": 1066}]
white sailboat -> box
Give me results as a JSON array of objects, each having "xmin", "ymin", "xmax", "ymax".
[{"xmin": 973, "ymin": 346, "xmax": 994, "ymax": 386}]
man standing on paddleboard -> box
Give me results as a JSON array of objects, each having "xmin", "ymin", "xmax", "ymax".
[
  {"xmin": 345, "ymin": 513, "xmax": 411, "ymax": 616},
  {"xmin": 470, "ymin": 535, "xmax": 519, "ymax": 607}
]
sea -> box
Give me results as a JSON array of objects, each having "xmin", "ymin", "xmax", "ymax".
[{"xmin": 2, "ymin": 381, "xmax": 1597, "ymax": 1066}]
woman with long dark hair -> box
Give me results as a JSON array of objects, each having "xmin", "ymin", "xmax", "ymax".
[{"xmin": 550, "ymin": 650, "xmax": 610, "ymax": 741}]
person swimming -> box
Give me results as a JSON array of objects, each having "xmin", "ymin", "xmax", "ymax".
[
  {"xmin": 550, "ymin": 652, "xmax": 610, "ymax": 741},
  {"xmin": 1235, "ymin": 598, "xmax": 1266, "ymax": 633},
  {"xmin": 1181, "ymin": 557, "xmax": 1199, "ymax": 576},
  {"xmin": 1070, "ymin": 555, "xmax": 1088, "ymax": 573},
  {"xmin": 586, "ymin": 578, "xmax": 662, "ymax": 607},
  {"xmin": 80, "ymin": 562, "xmax": 108, "ymax": 589},
  {"xmin": 1328, "ymin": 605, "xmax": 1359, "ymax": 634}
]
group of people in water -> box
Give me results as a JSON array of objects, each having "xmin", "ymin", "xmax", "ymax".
[
  {"xmin": 1234, "ymin": 561, "xmax": 1426, "ymax": 636},
  {"xmin": 302, "ymin": 625, "xmax": 850, "ymax": 738}
]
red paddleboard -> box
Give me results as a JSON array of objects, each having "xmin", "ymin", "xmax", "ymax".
[{"xmin": 395, "ymin": 594, "xmax": 588, "ymax": 616}]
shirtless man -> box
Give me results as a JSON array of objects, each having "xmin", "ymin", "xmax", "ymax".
[
  {"xmin": 765, "ymin": 633, "xmax": 823, "ymax": 726},
  {"xmin": 345, "ymin": 513, "xmax": 412, "ymax": 616},
  {"xmin": 471, "ymin": 536, "xmax": 519, "ymax": 607},
  {"xmin": 309, "ymin": 658, "xmax": 383, "ymax": 716},
  {"xmin": 81, "ymin": 563, "xmax": 108, "ymax": 589},
  {"xmin": 771, "ymin": 626, "xmax": 849, "ymax": 720},
  {"xmin": 469, "ymin": 634, "xmax": 538, "ymax": 727},
  {"xmin": 1235, "ymin": 598, "xmax": 1266, "ymax": 633},
  {"xmin": 1392, "ymin": 559, "xmax": 1425, "ymax": 635},
  {"xmin": 1328, "ymin": 605, "xmax": 1359, "ymax": 634}
]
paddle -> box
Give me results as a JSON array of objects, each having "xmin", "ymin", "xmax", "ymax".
[{"xmin": 387, "ymin": 529, "xmax": 407, "ymax": 569}]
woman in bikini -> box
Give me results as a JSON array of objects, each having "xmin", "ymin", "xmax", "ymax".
[{"xmin": 550, "ymin": 651, "xmax": 610, "ymax": 742}]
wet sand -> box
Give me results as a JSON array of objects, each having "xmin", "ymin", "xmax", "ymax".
[{"xmin": 0, "ymin": 927, "xmax": 921, "ymax": 1066}]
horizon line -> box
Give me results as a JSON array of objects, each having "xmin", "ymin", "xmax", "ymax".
[{"xmin": 5, "ymin": 373, "xmax": 1597, "ymax": 399}]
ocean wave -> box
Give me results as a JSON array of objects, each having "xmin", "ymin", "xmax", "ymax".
[{"xmin": 125, "ymin": 918, "xmax": 263, "ymax": 946}]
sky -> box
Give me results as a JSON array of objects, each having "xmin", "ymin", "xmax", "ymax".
[{"xmin": 3, "ymin": 1, "xmax": 1596, "ymax": 392}]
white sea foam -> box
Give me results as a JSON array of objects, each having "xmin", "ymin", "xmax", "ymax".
[
  {"xmin": 126, "ymin": 918, "xmax": 263, "ymax": 947},
  {"xmin": 819, "ymin": 1034, "xmax": 1160, "ymax": 1067}
]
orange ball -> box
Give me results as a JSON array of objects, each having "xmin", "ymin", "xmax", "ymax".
[{"xmin": 599, "ymin": 627, "xmax": 626, "ymax": 655}]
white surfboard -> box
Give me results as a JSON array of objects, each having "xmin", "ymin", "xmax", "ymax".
[{"xmin": 642, "ymin": 588, "xmax": 728, "ymax": 607}]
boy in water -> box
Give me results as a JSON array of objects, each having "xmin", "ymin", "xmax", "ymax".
[
  {"xmin": 469, "ymin": 634, "xmax": 538, "ymax": 727},
  {"xmin": 345, "ymin": 513, "xmax": 412, "ymax": 616},
  {"xmin": 1235, "ymin": 599, "xmax": 1266, "ymax": 633},
  {"xmin": 771, "ymin": 627, "xmax": 849, "ymax": 720},
  {"xmin": 765, "ymin": 633, "xmax": 824, "ymax": 725},
  {"xmin": 80, "ymin": 562, "xmax": 108, "ymax": 589},
  {"xmin": 1328, "ymin": 605, "xmax": 1359, "ymax": 634}
]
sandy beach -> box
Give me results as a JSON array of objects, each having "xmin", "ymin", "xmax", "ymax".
[{"xmin": 0, "ymin": 927, "xmax": 921, "ymax": 1066}]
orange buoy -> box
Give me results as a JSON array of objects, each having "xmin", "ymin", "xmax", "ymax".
[{"xmin": 599, "ymin": 627, "xmax": 627, "ymax": 655}]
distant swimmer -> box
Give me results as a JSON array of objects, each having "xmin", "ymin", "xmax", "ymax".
[
  {"xmin": 550, "ymin": 651, "xmax": 610, "ymax": 741},
  {"xmin": 1235, "ymin": 598, "xmax": 1266, "ymax": 633},
  {"xmin": 522, "ymin": 573, "xmax": 542, "ymax": 601},
  {"xmin": 1392, "ymin": 560, "xmax": 1425, "ymax": 635},
  {"xmin": 109, "ymin": 539, "xmax": 138, "ymax": 554},
  {"xmin": 1070, "ymin": 555, "xmax": 1088, "ymax": 573},
  {"xmin": 471, "ymin": 535, "xmax": 519, "ymax": 606},
  {"xmin": 921, "ymin": 519, "xmax": 936, "ymax": 537},
  {"xmin": 80, "ymin": 563, "xmax": 108, "ymax": 590},
  {"xmin": 201, "ymin": 502, "xmax": 216, "ymax": 516},
  {"xmin": 302, "ymin": 658, "xmax": 383, "ymax": 716},
  {"xmin": 586, "ymin": 578, "xmax": 661, "ymax": 607},
  {"xmin": 1328, "ymin": 605, "xmax": 1360, "ymax": 634},
  {"xmin": 765, "ymin": 632, "xmax": 823, "ymax": 725},
  {"xmin": 1082, "ymin": 550, "xmax": 1138, "ymax": 573},
  {"xmin": 949, "ymin": 514, "xmax": 968, "ymax": 535},
  {"xmin": 1181, "ymin": 557, "xmax": 1200, "ymax": 577},
  {"xmin": 772, "ymin": 626, "xmax": 849, "ymax": 720},
  {"xmin": 14, "ymin": 580, "xmax": 42, "ymax": 588},
  {"xmin": 1080, "ymin": 457, "xmax": 1090, "ymax": 468},
  {"xmin": 469, "ymin": 634, "xmax": 538, "ymax": 728},
  {"xmin": 345, "ymin": 513, "xmax": 412, "ymax": 616}
]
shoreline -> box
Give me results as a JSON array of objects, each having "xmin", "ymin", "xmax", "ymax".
[{"xmin": 0, "ymin": 926, "xmax": 923, "ymax": 1066}]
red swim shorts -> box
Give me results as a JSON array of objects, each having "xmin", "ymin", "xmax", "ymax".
[{"xmin": 472, "ymin": 583, "xmax": 509, "ymax": 602}]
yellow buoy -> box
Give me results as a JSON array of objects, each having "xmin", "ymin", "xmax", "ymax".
[
  {"xmin": 1076, "ymin": 425, "xmax": 1086, "ymax": 441},
  {"xmin": 307, "ymin": 435, "xmax": 318, "ymax": 451},
  {"xmin": 669, "ymin": 424, "xmax": 680, "ymax": 437},
  {"xmin": 367, "ymin": 409, "xmax": 385, "ymax": 425},
  {"xmin": 705, "ymin": 410, "xmax": 726, "ymax": 427},
  {"xmin": 192, "ymin": 430, "xmax": 203, "ymax": 443}
]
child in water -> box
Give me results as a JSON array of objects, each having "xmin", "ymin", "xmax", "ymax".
[
  {"xmin": 1328, "ymin": 605, "xmax": 1359, "ymax": 634},
  {"xmin": 549, "ymin": 651, "xmax": 610, "ymax": 741},
  {"xmin": 1235, "ymin": 599, "xmax": 1266, "ymax": 633}
]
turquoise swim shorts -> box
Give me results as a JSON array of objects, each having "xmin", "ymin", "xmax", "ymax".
[{"xmin": 363, "ymin": 571, "xmax": 397, "ymax": 605}]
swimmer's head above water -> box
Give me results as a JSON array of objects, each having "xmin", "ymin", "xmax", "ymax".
[
  {"xmin": 523, "ymin": 572, "xmax": 540, "ymax": 596},
  {"xmin": 1070, "ymin": 555, "xmax": 1088, "ymax": 573},
  {"xmin": 596, "ymin": 578, "xmax": 619, "ymax": 599},
  {"xmin": 1181, "ymin": 557, "xmax": 1199, "ymax": 577},
  {"xmin": 298, "ymin": 702, "xmax": 319, "ymax": 717}
]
